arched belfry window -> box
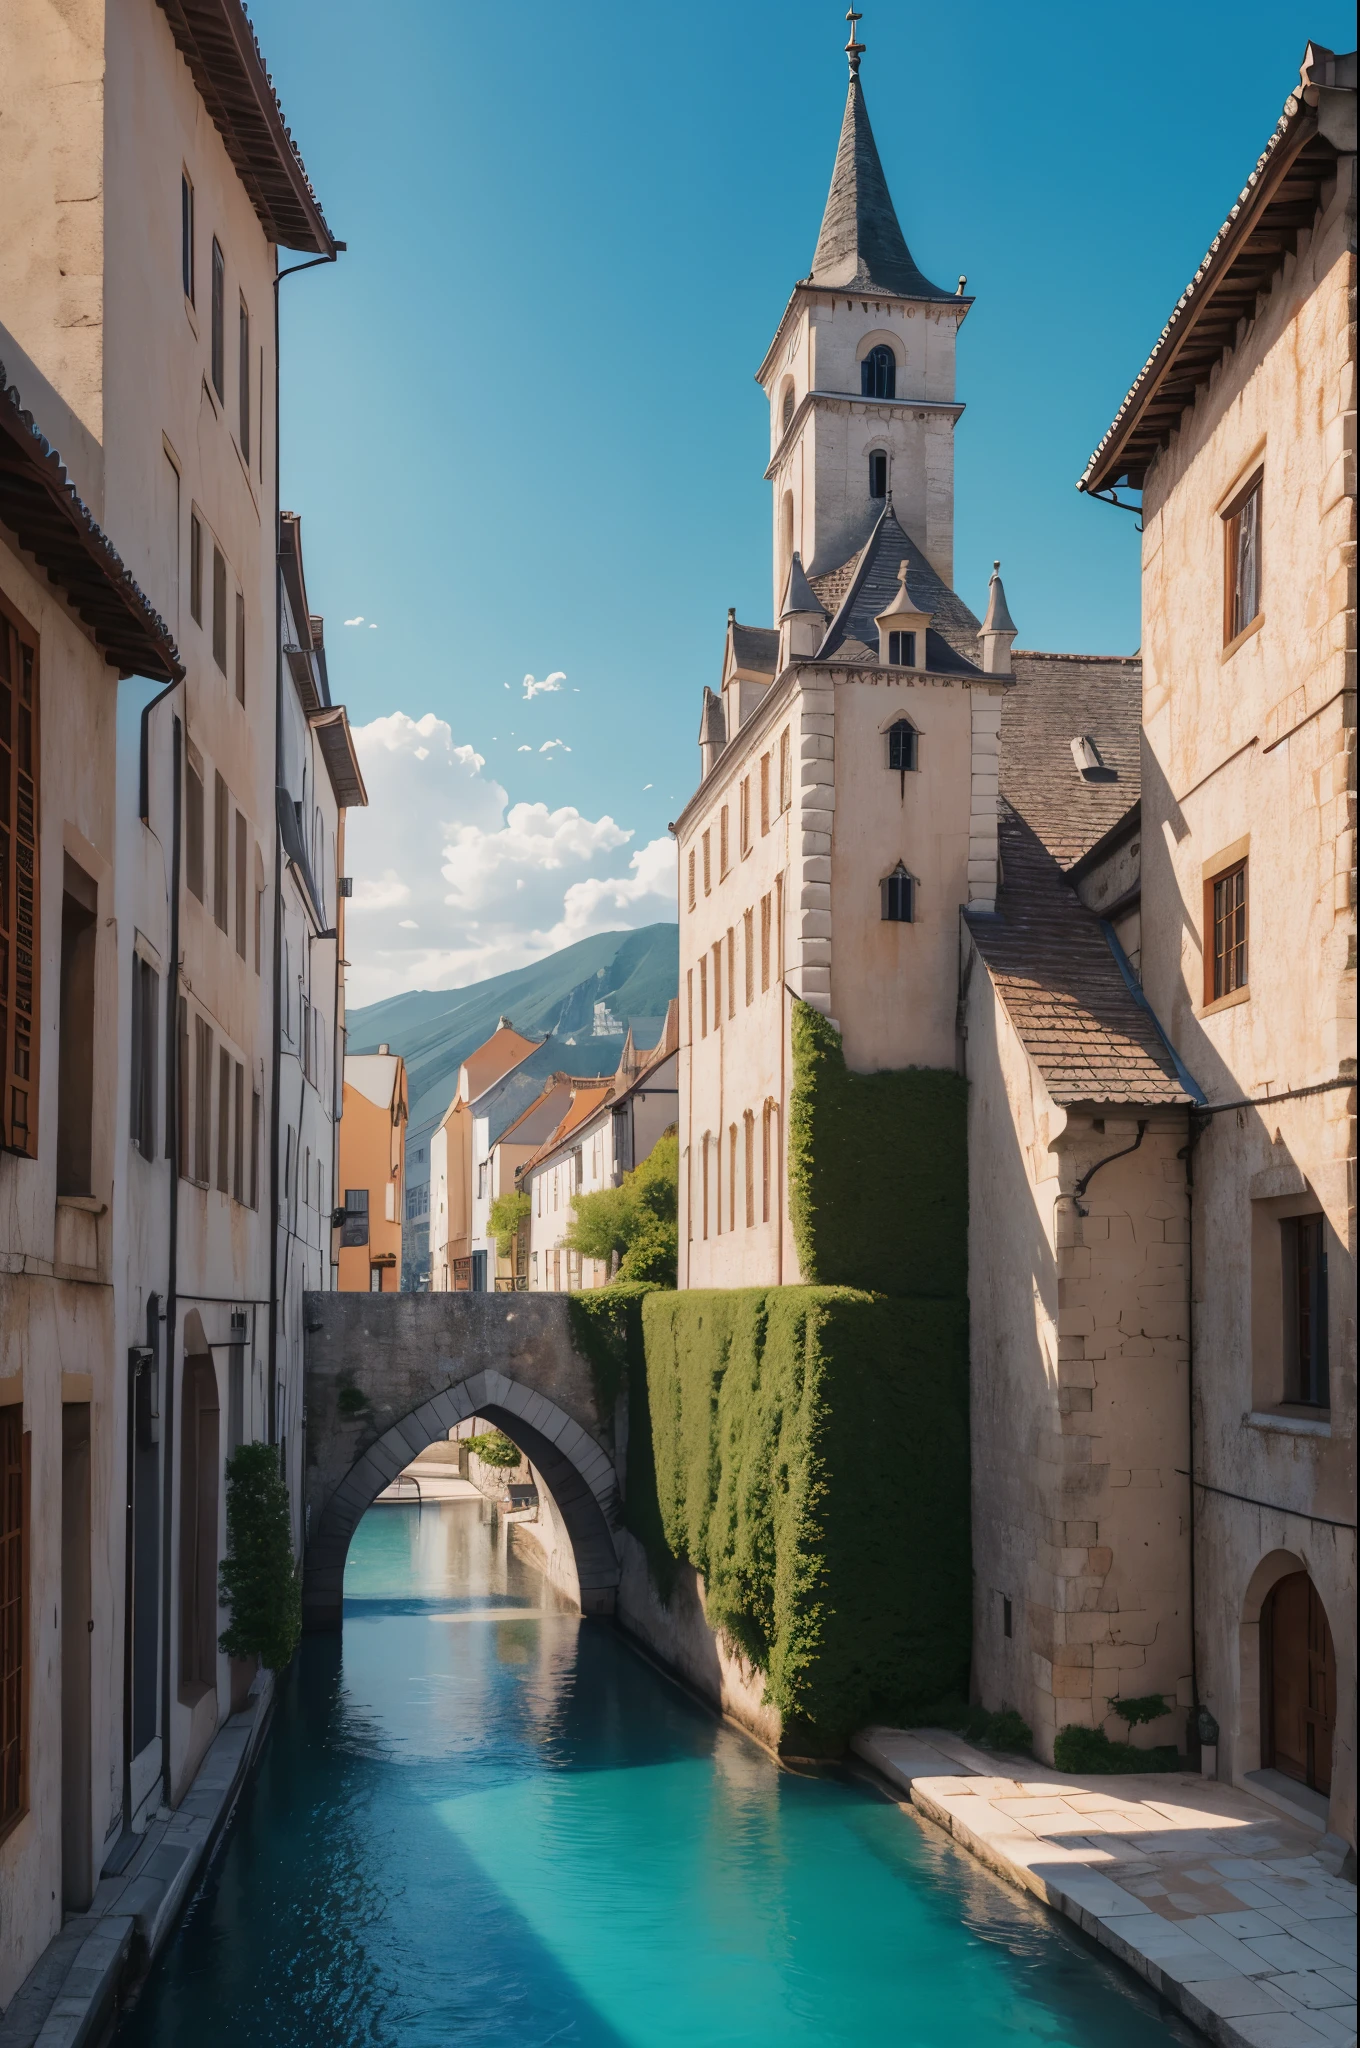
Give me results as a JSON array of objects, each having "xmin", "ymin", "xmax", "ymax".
[
  {"xmin": 869, "ymin": 451, "xmax": 888, "ymax": 499},
  {"xmin": 782, "ymin": 387, "xmax": 795, "ymax": 433},
  {"xmin": 881, "ymin": 863, "xmax": 916, "ymax": 923},
  {"xmin": 886, "ymin": 720, "xmax": 918, "ymax": 772},
  {"xmin": 861, "ymin": 345, "xmax": 896, "ymax": 400}
]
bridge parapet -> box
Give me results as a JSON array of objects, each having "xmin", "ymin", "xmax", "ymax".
[{"xmin": 302, "ymin": 1292, "xmax": 621, "ymax": 1629}]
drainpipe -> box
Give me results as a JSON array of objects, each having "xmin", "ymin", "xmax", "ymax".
[{"xmin": 160, "ymin": 716, "xmax": 184, "ymax": 1808}]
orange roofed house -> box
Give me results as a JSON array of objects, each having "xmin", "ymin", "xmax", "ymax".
[{"xmin": 338, "ymin": 1046, "xmax": 407, "ymax": 1290}]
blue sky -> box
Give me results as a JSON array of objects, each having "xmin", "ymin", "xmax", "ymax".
[{"xmin": 250, "ymin": 0, "xmax": 1353, "ymax": 999}]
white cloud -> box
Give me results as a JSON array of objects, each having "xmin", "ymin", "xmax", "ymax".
[
  {"xmin": 344, "ymin": 615, "xmax": 364, "ymax": 626},
  {"xmin": 342, "ymin": 710, "xmax": 677, "ymax": 1006},
  {"xmin": 539, "ymin": 739, "xmax": 571, "ymax": 754},
  {"xmin": 517, "ymin": 745, "xmax": 532, "ymax": 752},
  {"xmin": 522, "ymin": 671, "xmax": 565, "ymax": 699},
  {"xmin": 368, "ymin": 622, "xmax": 378, "ymax": 630}
]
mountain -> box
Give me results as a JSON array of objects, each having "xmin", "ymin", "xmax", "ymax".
[{"xmin": 347, "ymin": 923, "xmax": 680, "ymax": 1145}]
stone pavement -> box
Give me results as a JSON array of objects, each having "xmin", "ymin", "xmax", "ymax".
[
  {"xmin": 0, "ymin": 1671, "xmax": 275, "ymax": 2048},
  {"xmin": 854, "ymin": 1727, "xmax": 1356, "ymax": 2048}
]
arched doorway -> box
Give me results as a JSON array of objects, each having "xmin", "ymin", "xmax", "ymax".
[{"xmin": 1261, "ymin": 1571, "xmax": 1336, "ymax": 1795}]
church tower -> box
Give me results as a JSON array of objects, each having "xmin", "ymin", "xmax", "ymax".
[{"xmin": 756, "ymin": 19, "xmax": 970, "ymax": 616}]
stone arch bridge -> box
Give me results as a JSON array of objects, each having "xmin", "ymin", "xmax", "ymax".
[{"xmin": 301, "ymin": 1292, "xmax": 622, "ymax": 1631}]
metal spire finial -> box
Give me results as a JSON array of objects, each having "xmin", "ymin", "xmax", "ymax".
[{"xmin": 845, "ymin": 8, "xmax": 865, "ymax": 72}]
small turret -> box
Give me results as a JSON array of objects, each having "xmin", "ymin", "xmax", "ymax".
[
  {"xmin": 779, "ymin": 552, "xmax": 827, "ymax": 666},
  {"xmin": 698, "ymin": 686, "xmax": 727, "ymax": 781},
  {"xmin": 977, "ymin": 561, "xmax": 1017, "ymax": 675},
  {"xmin": 874, "ymin": 559, "xmax": 931, "ymax": 670}
]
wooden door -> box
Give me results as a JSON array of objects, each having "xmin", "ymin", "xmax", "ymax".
[{"xmin": 1264, "ymin": 1572, "xmax": 1336, "ymax": 1794}]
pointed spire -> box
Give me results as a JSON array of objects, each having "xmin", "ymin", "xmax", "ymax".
[
  {"xmin": 979, "ymin": 560, "xmax": 1016, "ymax": 635},
  {"xmin": 977, "ymin": 561, "xmax": 1018, "ymax": 676},
  {"xmin": 780, "ymin": 551, "xmax": 826, "ymax": 621},
  {"xmin": 809, "ymin": 42, "xmax": 952, "ymax": 300}
]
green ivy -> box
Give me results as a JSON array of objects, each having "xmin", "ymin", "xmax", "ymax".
[
  {"xmin": 218, "ymin": 1443, "xmax": 301, "ymax": 1673},
  {"xmin": 640, "ymin": 1286, "xmax": 970, "ymax": 1746},
  {"xmin": 465, "ymin": 1430, "xmax": 521, "ymax": 1468},
  {"xmin": 788, "ymin": 1001, "xmax": 967, "ymax": 1298},
  {"xmin": 1053, "ymin": 1724, "xmax": 1181, "ymax": 1774}
]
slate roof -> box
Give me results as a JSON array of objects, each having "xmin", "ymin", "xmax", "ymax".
[
  {"xmin": 1002, "ymin": 652, "xmax": 1143, "ymax": 870},
  {"xmin": 808, "ymin": 71, "xmax": 955, "ymax": 301},
  {"xmin": 968, "ymin": 807, "xmax": 1195, "ymax": 1107},
  {"xmin": 731, "ymin": 623, "xmax": 780, "ymax": 675},
  {"xmin": 812, "ymin": 501, "xmax": 989, "ymax": 673}
]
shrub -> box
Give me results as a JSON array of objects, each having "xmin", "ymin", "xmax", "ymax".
[
  {"xmin": 218, "ymin": 1443, "xmax": 301, "ymax": 1673},
  {"xmin": 1054, "ymin": 1723, "xmax": 1180, "ymax": 1774},
  {"xmin": 566, "ymin": 1130, "xmax": 678, "ymax": 1286},
  {"xmin": 465, "ymin": 1430, "xmax": 521, "ymax": 1469},
  {"xmin": 488, "ymin": 1189, "xmax": 530, "ymax": 1258}
]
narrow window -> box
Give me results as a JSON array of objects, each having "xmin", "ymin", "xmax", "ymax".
[
  {"xmin": 760, "ymin": 894, "xmax": 771, "ymax": 992},
  {"xmin": 719, "ymin": 804, "xmax": 730, "ymax": 877},
  {"xmin": 250, "ymin": 1090, "xmax": 260, "ymax": 1207},
  {"xmin": 761, "ymin": 1101, "xmax": 771, "ymax": 1222},
  {"xmin": 232, "ymin": 1062, "xmax": 244, "ymax": 1203},
  {"xmin": 185, "ymin": 744, "xmax": 204, "ymax": 901},
  {"xmin": 1206, "ymin": 860, "xmax": 1248, "ymax": 1002},
  {"xmin": 0, "ymin": 603, "xmax": 41, "ymax": 1159},
  {"xmin": 189, "ymin": 514, "xmax": 202, "ymax": 625},
  {"xmin": 728, "ymin": 1124, "xmax": 737, "ymax": 1233},
  {"xmin": 744, "ymin": 907, "xmax": 754, "ymax": 1005},
  {"xmin": 216, "ymin": 1046, "xmax": 230, "ymax": 1193},
  {"xmin": 1282, "ymin": 1215, "xmax": 1329, "ymax": 1408},
  {"xmin": 759, "ymin": 753, "xmax": 771, "ymax": 835},
  {"xmin": 176, "ymin": 997, "xmax": 189, "ymax": 1178},
  {"xmin": 238, "ymin": 296, "xmax": 250, "ymax": 462},
  {"xmin": 775, "ymin": 872, "xmax": 784, "ymax": 980},
  {"xmin": 712, "ymin": 942, "xmax": 722, "ymax": 1027},
  {"xmin": 687, "ymin": 848, "xmax": 696, "ymax": 910},
  {"xmin": 341, "ymin": 1188, "xmax": 369, "ymax": 1247},
  {"xmin": 181, "ymin": 172, "xmax": 195, "ymax": 304},
  {"xmin": 714, "ymin": 1128, "xmax": 721, "ymax": 1235},
  {"xmin": 210, "ymin": 238, "xmax": 225, "ymax": 400},
  {"xmin": 887, "ymin": 630, "xmax": 916, "ymax": 667},
  {"xmin": 701, "ymin": 1133, "xmax": 710, "ymax": 1239},
  {"xmin": 861, "ymin": 345, "xmax": 895, "ymax": 399},
  {"xmin": 778, "ymin": 728, "xmax": 791, "ymax": 813},
  {"xmin": 740, "ymin": 777, "xmax": 751, "ymax": 856},
  {"xmin": 699, "ymin": 956, "xmax": 708, "ymax": 1038},
  {"xmin": 744, "ymin": 1110, "xmax": 754, "ymax": 1227},
  {"xmin": 254, "ymin": 865, "xmax": 263, "ymax": 975},
  {"xmin": 702, "ymin": 829, "xmax": 711, "ymax": 895},
  {"xmin": 887, "ymin": 720, "xmax": 918, "ymax": 771},
  {"xmin": 1003, "ymin": 1597, "xmax": 1013, "ymax": 1639},
  {"xmin": 213, "ymin": 772, "xmax": 229, "ymax": 931},
  {"xmin": 234, "ymin": 813, "xmax": 247, "ymax": 958},
  {"xmin": 881, "ymin": 863, "xmax": 915, "ymax": 923},
  {"xmin": 1223, "ymin": 471, "xmax": 1262, "ymax": 644},
  {"xmin": 130, "ymin": 954, "xmax": 159, "ymax": 1159},
  {"xmin": 726, "ymin": 928, "xmax": 735, "ymax": 1019},
  {"xmin": 235, "ymin": 592, "xmax": 246, "ymax": 706},
  {"xmin": 869, "ymin": 451, "xmax": 888, "ymax": 499},
  {"xmin": 781, "ymin": 387, "xmax": 794, "ymax": 432},
  {"xmin": 178, "ymin": 1350, "xmax": 219, "ymax": 1696},
  {"xmin": 194, "ymin": 1015, "xmax": 212, "ymax": 1185},
  {"xmin": 212, "ymin": 547, "xmax": 227, "ymax": 673},
  {"xmin": 57, "ymin": 857, "xmax": 97, "ymax": 1197},
  {"xmin": 0, "ymin": 1404, "xmax": 27, "ymax": 1839}
]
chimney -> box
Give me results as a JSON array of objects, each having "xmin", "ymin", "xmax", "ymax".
[{"xmin": 977, "ymin": 561, "xmax": 1018, "ymax": 676}]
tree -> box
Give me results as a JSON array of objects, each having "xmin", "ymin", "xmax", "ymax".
[
  {"xmin": 564, "ymin": 1128, "xmax": 678, "ymax": 1286},
  {"xmin": 218, "ymin": 1443, "xmax": 302, "ymax": 1673},
  {"xmin": 488, "ymin": 1188, "xmax": 530, "ymax": 1258}
]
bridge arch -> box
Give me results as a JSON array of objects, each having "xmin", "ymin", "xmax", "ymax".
[{"xmin": 302, "ymin": 1294, "xmax": 622, "ymax": 1632}]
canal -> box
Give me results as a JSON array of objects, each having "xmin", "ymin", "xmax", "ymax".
[{"xmin": 117, "ymin": 1499, "xmax": 1194, "ymax": 2046}]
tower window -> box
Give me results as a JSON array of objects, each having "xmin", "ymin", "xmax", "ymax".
[
  {"xmin": 886, "ymin": 721, "xmax": 918, "ymax": 771},
  {"xmin": 888, "ymin": 631, "xmax": 916, "ymax": 668},
  {"xmin": 861, "ymin": 345, "xmax": 896, "ymax": 400},
  {"xmin": 869, "ymin": 452, "xmax": 887, "ymax": 499},
  {"xmin": 880, "ymin": 864, "xmax": 915, "ymax": 923},
  {"xmin": 782, "ymin": 388, "xmax": 795, "ymax": 433}
]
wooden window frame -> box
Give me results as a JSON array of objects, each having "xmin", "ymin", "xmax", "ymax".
[
  {"xmin": 743, "ymin": 1110, "xmax": 755, "ymax": 1227},
  {"xmin": 213, "ymin": 772, "xmax": 229, "ymax": 931},
  {"xmin": 686, "ymin": 848, "xmax": 695, "ymax": 910},
  {"xmin": 778, "ymin": 728, "xmax": 791, "ymax": 814},
  {"xmin": 189, "ymin": 513, "xmax": 203, "ymax": 625},
  {"xmin": 235, "ymin": 591, "xmax": 246, "ymax": 706},
  {"xmin": 726, "ymin": 927, "xmax": 735, "ymax": 1019},
  {"xmin": 211, "ymin": 547, "xmax": 228, "ymax": 674},
  {"xmin": 699, "ymin": 956, "xmax": 708, "ymax": 1039},
  {"xmin": 701, "ymin": 829, "xmax": 711, "ymax": 896},
  {"xmin": 210, "ymin": 237, "xmax": 225, "ymax": 401},
  {"xmin": 744, "ymin": 907, "xmax": 754, "ymax": 1006},
  {"xmin": 739, "ymin": 777, "xmax": 751, "ymax": 857},
  {"xmin": 759, "ymin": 753, "xmax": 771, "ymax": 836},
  {"xmin": 181, "ymin": 171, "xmax": 195, "ymax": 306},
  {"xmin": 760, "ymin": 893, "xmax": 771, "ymax": 993},
  {"xmin": 238, "ymin": 295, "xmax": 251, "ymax": 463},
  {"xmin": 0, "ymin": 593, "xmax": 40, "ymax": 1159},
  {"xmin": 1203, "ymin": 853, "xmax": 1248, "ymax": 1008},
  {"xmin": 1222, "ymin": 468, "xmax": 1263, "ymax": 651},
  {"xmin": 719, "ymin": 803, "xmax": 730, "ymax": 878}
]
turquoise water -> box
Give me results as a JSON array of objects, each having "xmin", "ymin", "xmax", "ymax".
[{"xmin": 117, "ymin": 1501, "xmax": 1191, "ymax": 2046}]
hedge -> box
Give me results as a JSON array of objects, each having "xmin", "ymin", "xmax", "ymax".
[
  {"xmin": 788, "ymin": 1000, "xmax": 967, "ymax": 1299},
  {"xmin": 640, "ymin": 1284, "xmax": 969, "ymax": 1745}
]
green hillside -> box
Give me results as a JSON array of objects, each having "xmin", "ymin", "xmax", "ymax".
[{"xmin": 348, "ymin": 923, "xmax": 679, "ymax": 1140}]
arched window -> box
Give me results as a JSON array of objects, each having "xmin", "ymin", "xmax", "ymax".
[
  {"xmin": 886, "ymin": 720, "xmax": 918, "ymax": 771},
  {"xmin": 861, "ymin": 345, "xmax": 896, "ymax": 400},
  {"xmin": 869, "ymin": 451, "xmax": 888, "ymax": 499},
  {"xmin": 781, "ymin": 387, "xmax": 795, "ymax": 433},
  {"xmin": 881, "ymin": 863, "xmax": 915, "ymax": 923}
]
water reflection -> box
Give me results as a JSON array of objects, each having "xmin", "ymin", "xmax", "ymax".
[{"xmin": 117, "ymin": 1501, "xmax": 1195, "ymax": 2048}]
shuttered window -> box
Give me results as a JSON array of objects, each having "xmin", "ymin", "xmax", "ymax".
[{"xmin": 0, "ymin": 601, "xmax": 39, "ymax": 1158}]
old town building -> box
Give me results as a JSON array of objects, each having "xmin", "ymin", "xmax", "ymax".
[{"xmin": 338, "ymin": 1049, "xmax": 408, "ymax": 1293}]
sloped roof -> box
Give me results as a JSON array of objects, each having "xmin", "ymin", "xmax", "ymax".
[
  {"xmin": 967, "ymin": 808, "xmax": 1196, "ymax": 1108},
  {"xmin": 517, "ymin": 1080, "xmax": 615, "ymax": 1176},
  {"xmin": 730, "ymin": 622, "xmax": 779, "ymax": 676},
  {"xmin": 813, "ymin": 501, "xmax": 989, "ymax": 673},
  {"xmin": 0, "ymin": 363, "xmax": 182, "ymax": 682},
  {"xmin": 1002, "ymin": 652, "xmax": 1142, "ymax": 870},
  {"xmin": 808, "ymin": 70, "xmax": 955, "ymax": 301},
  {"xmin": 462, "ymin": 1023, "xmax": 543, "ymax": 1105}
]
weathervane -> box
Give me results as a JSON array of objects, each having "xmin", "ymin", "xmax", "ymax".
[{"xmin": 845, "ymin": 8, "xmax": 865, "ymax": 73}]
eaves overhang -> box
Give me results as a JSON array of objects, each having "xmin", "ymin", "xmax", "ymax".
[
  {"xmin": 156, "ymin": 0, "xmax": 337, "ymax": 254},
  {"xmin": 310, "ymin": 705, "xmax": 368, "ymax": 809},
  {"xmin": 1079, "ymin": 48, "xmax": 1353, "ymax": 496},
  {"xmin": 0, "ymin": 364, "xmax": 183, "ymax": 683}
]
